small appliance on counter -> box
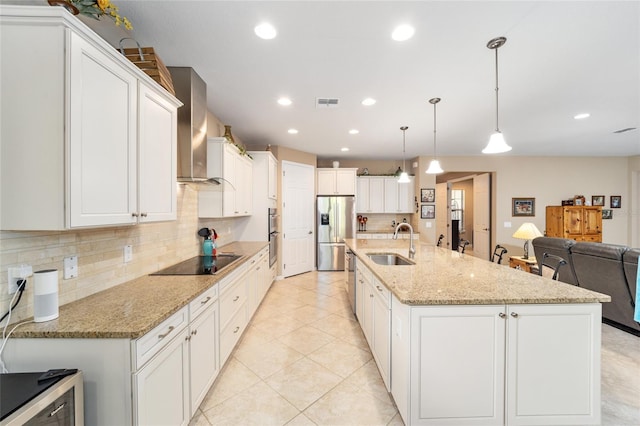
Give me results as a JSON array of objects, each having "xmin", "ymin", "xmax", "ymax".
[{"xmin": 198, "ymin": 228, "xmax": 217, "ymax": 256}]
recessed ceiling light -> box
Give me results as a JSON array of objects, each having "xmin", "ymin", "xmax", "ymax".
[
  {"xmin": 277, "ymin": 97, "xmax": 292, "ymax": 106},
  {"xmin": 361, "ymin": 98, "xmax": 376, "ymax": 106},
  {"xmin": 391, "ymin": 24, "xmax": 415, "ymax": 41},
  {"xmin": 574, "ymin": 113, "xmax": 590, "ymax": 120},
  {"xmin": 349, "ymin": 129, "xmax": 359, "ymax": 135},
  {"xmin": 341, "ymin": 147, "xmax": 350, "ymax": 152},
  {"xmin": 254, "ymin": 23, "xmax": 277, "ymax": 40},
  {"xmin": 287, "ymin": 128, "xmax": 298, "ymax": 134}
]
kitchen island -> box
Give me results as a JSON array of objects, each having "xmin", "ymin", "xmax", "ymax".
[{"xmin": 345, "ymin": 238, "xmax": 610, "ymax": 426}]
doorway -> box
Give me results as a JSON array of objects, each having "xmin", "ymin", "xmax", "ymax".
[{"xmin": 281, "ymin": 161, "xmax": 315, "ymax": 277}]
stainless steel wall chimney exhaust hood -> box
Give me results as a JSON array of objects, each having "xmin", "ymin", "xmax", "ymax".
[{"xmin": 168, "ymin": 66, "xmax": 218, "ymax": 184}]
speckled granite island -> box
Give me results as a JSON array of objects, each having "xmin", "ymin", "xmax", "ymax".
[
  {"xmin": 345, "ymin": 238, "xmax": 610, "ymax": 426},
  {"xmin": 4, "ymin": 242, "xmax": 272, "ymax": 426}
]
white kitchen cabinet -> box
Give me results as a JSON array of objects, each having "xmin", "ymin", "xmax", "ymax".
[
  {"xmin": 199, "ymin": 138, "xmax": 253, "ymax": 218},
  {"xmin": 356, "ymin": 177, "xmax": 385, "ymax": 213},
  {"xmin": 0, "ymin": 6, "xmax": 180, "ymax": 230},
  {"xmin": 317, "ymin": 168, "xmax": 357, "ymax": 195},
  {"xmin": 392, "ymin": 301, "xmax": 602, "ymax": 426},
  {"xmin": 237, "ymin": 152, "xmax": 277, "ymax": 242},
  {"xmin": 268, "ymin": 154, "xmax": 278, "ymax": 200},
  {"xmin": 355, "ymin": 261, "xmax": 391, "ymax": 390},
  {"xmin": 384, "ymin": 177, "xmax": 415, "ymax": 213}
]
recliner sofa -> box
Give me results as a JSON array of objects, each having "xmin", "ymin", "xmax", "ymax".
[{"xmin": 532, "ymin": 237, "xmax": 639, "ymax": 336}]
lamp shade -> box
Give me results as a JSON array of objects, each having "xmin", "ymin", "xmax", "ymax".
[
  {"xmin": 426, "ymin": 159, "xmax": 444, "ymax": 174},
  {"xmin": 482, "ymin": 131, "xmax": 512, "ymax": 154},
  {"xmin": 398, "ymin": 171, "xmax": 410, "ymax": 183},
  {"xmin": 512, "ymin": 223, "xmax": 543, "ymax": 241}
]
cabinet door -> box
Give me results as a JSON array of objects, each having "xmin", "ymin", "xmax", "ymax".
[
  {"xmin": 268, "ymin": 155, "xmax": 278, "ymax": 200},
  {"xmin": 582, "ymin": 207, "xmax": 602, "ymax": 240},
  {"xmin": 361, "ymin": 274, "xmax": 374, "ymax": 346},
  {"xmin": 563, "ymin": 207, "xmax": 583, "ymax": 239},
  {"xmin": 336, "ymin": 169, "xmax": 356, "ymax": 195},
  {"xmin": 317, "ymin": 170, "xmax": 337, "ymax": 195},
  {"xmin": 397, "ymin": 177, "xmax": 414, "ymax": 213},
  {"xmin": 356, "ymin": 178, "xmax": 370, "ymax": 212},
  {"xmin": 189, "ymin": 303, "xmax": 219, "ymax": 416},
  {"xmin": 545, "ymin": 206, "xmax": 563, "ymax": 238},
  {"xmin": 69, "ymin": 32, "xmax": 138, "ymax": 228},
  {"xmin": 222, "ymin": 146, "xmax": 238, "ymax": 216},
  {"xmin": 369, "ymin": 178, "xmax": 385, "ymax": 213},
  {"xmin": 138, "ymin": 82, "xmax": 177, "ymax": 222},
  {"xmin": 237, "ymin": 156, "xmax": 252, "ymax": 216},
  {"xmin": 372, "ymin": 281, "xmax": 391, "ymax": 391},
  {"xmin": 506, "ymin": 304, "xmax": 601, "ymax": 426},
  {"xmin": 410, "ymin": 305, "xmax": 505, "ymax": 425},
  {"xmin": 135, "ymin": 327, "xmax": 190, "ymax": 426},
  {"xmin": 384, "ymin": 178, "xmax": 399, "ymax": 213}
]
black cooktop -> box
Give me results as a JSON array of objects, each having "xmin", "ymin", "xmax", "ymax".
[{"xmin": 151, "ymin": 254, "xmax": 242, "ymax": 275}]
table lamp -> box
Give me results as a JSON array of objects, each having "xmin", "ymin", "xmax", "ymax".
[{"xmin": 512, "ymin": 223, "xmax": 543, "ymax": 259}]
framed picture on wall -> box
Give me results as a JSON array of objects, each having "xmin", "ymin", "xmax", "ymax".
[
  {"xmin": 512, "ymin": 197, "xmax": 535, "ymax": 217},
  {"xmin": 610, "ymin": 195, "xmax": 621, "ymax": 208},
  {"xmin": 592, "ymin": 195, "xmax": 605, "ymax": 206},
  {"xmin": 602, "ymin": 209, "xmax": 613, "ymax": 219},
  {"xmin": 421, "ymin": 188, "xmax": 435, "ymax": 203},
  {"xmin": 421, "ymin": 204, "xmax": 435, "ymax": 219}
]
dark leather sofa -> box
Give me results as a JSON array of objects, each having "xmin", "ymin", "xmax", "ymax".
[{"xmin": 532, "ymin": 237, "xmax": 639, "ymax": 336}]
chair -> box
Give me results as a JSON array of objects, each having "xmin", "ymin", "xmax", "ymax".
[
  {"xmin": 491, "ymin": 244, "xmax": 508, "ymax": 264},
  {"xmin": 436, "ymin": 234, "xmax": 444, "ymax": 247},
  {"xmin": 538, "ymin": 252, "xmax": 568, "ymax": 281},
  {"xmin": 531, "ymin": 237, "xmax": 578, "ymax": 285},
  {"xmin": 458, "ymin": 239, "xmax": 470, "ymax": 254}
]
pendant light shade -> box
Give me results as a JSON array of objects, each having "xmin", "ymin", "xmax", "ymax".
[
  {"xmin": 482, "ymin": 37, "xmax": 512, "ymax": 154},
  {"xmin": 426, "ymin": 98, "xmax": 444, "ymax": 174},
  {"xmin": 398, "ymin": 126, "xmax": 410, "ymax": 183}
]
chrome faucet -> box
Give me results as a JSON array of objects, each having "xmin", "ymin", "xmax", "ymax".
[{"xmin": 393, "ymin": 223, "xmax": 415, "ymax": 259}]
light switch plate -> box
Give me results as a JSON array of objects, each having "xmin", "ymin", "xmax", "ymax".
[
  {"xmin": 425, "ymin": 222, "xmax": 432, "ymax": 228},
  {"xmin": 63, "ymin": 256, "xmax": 78, "ymax": 279},
  {"xmin": 504, "ymin": 221, "xmax": 512, "ymax": 228},
  {"xmin": 124, "ymin": 245, "xmax": 133, "ymax": 263}
]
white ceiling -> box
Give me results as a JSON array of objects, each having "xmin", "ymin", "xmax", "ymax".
[{"xmin": 117, "ymin": 1, "xmax": 639, "ymax": 160}]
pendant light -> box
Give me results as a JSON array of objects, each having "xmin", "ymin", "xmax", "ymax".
[
  {"xmin": 426, "ymin": 97, "xmax": 444, "ymax": 174},
  {"xmin": 398, "ymin": 126, "xmax": 410, "ymax": 183},
  {"xmin": 482, "ymin": 36, "xmax": 512, "ymax": 154}
]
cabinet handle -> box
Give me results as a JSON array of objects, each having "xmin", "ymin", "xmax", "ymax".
[
  {"xmin": 200, "ymin": 296, "xmax": 212, "ymax": 305},
  {"xmin": 510, "ymin": 312, "xmax": 519, "ymax": 318},
  {"xmin": 233, "ymin": 295, "xmax": 240, "ymax": 302},
  {"xmin": 191, "ymin": 330, "xmax": 198, "ymax": 336},
  {"xmin": 140, "ymin": 212, "xmax": 148, "ymax": 217},
  {"xmin": 233, "ymin": 326, "xmax": 240, "ymax": 333},
  {"xmin": 376, "ymin": 285, "xmax": 384, "ymax": 292},
  {"xmin": 499, "ymin": 313, "xmax": 506, "ymax": 319},
  {"xmin": 370, "ymin": 294, "xmax": 374, "ymax": 298},
  {"xmin": 158, "ymin": 325, "xmax": 175, "ymax": 339},
  {"xmin": 251, "ymin": 260, "xmax": 256, "ymax": 264},
  {"xmin": 185, "ymin": 335, "xmax": 191, "ymax": 341},
  {"xmin": 49, "ymin": 402, "xmax": 66, "ymax": 417},
  {"xmin": 131, "ymin": 212, "xmax": 139, "ymax": 218}
]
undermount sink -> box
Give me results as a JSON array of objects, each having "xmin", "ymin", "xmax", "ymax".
[{"xmin": 367, "ymin": 253, "xmax": 415, "ymax": 266}]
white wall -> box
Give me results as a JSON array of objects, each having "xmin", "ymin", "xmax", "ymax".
[{"xmin": 416, "ymin": 156, "xmax": 632, "ymax": 250}]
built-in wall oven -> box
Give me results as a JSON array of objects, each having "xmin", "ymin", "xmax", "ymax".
[{"xmin": 268, "ymin": 208, "xmax": 278, "ymax": 267}]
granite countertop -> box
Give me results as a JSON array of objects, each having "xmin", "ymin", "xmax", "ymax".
[
  {"xmin": 345, "ymin": 239, "xmax": 611, "ymax": 306},
  {"xmin": 12, "ymin": 242, "xmax": 268, "ymax": 339}
]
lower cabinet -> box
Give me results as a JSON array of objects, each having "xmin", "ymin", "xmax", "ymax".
[
  {"xmin": 392, "ymin": 301, "xmax": 602, "ymax": 426},
  {"xmin": 355, "ymin": 261, "xmax": 391, "ymax": 390}
]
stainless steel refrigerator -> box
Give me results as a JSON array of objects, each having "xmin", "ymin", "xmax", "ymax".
[{"xmin": 317, "ymin": 196, "xmax": 355, "ymax": 271}]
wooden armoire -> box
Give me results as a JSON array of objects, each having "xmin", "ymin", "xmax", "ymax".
[{"xmin": 545, "ymin": 205, "xmax": 602, "ymax": 242}]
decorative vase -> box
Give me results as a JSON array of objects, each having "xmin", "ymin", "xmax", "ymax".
[{"xmin": 223, "ymin": 125, "xmax": 235, "ymax": 144}]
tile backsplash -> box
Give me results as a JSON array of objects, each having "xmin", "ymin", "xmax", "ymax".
[{"xmin": 0, "ymin": 184, "xmax": 234, "ymax": 324}]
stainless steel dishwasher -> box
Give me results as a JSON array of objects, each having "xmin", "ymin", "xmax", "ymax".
[{"xmin": 345, "ymin": 250, "xmax": 356, "ymax": 315}]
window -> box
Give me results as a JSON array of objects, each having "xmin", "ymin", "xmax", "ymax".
[{"xmin": 451, "ymin": 189, "xmax": 464, "ymax": 231}]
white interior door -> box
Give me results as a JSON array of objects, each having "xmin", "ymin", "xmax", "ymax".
[
  {"xmin": 282, "ymin": 161, "xmax": 315, "ymax": 277},
  {"xmin": 435, "ymin": 183, "xmax": 449, "ymax": 249},
  {"xmin": 473, "ymin": 173, "xmax": 491, "ymax": 260}
]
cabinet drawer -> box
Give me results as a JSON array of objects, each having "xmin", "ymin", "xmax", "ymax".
[
  {"xmin": 372, "ymin": 277, "xmax": 390, "ymax": 308},
  {"xmin": 189, "ymin": 284, "xmax": 218, "ymax": 320},
  {"xmin": 217, "ymin": 262, "xmax": 248, "ymax": 292},
  {"xmin": 220, "ymin": 279, "xmax": 247, "ymax": 329},
  {"xmin": 134, "ymin": 306, "xmax": 188, "ymax": 370},
  {"xmin": 220, "ymin": 303, "xmax": 247, "ymax": 364}
]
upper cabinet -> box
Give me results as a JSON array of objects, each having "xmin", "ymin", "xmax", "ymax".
[
  {"xmin": 0, "ymin": 6, "xmax": 181, "ymax": 230},
  {"xmin": 356, "ymin": 177, "xmax": 385, "ymax": 213},
  {"xmin": 199, "ymin": 138, "xmax": 253, "ymax": 218},
  {"xmin": 356, "ymin": 176, "xmax": 414, "ymax": 214},
  {"xmin": 317, "ymin": 168, "xmax": 357, "ymax": 195},
  {"xmin": 383, "ymin": 177, "xmax": 414, "ymax": 214}
]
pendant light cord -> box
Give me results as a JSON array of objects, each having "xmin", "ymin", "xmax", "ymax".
[
  {"xmin": 494, "ymin": 46, "xmax": 500, "ymax": 132},
  {"xmin": 402, "ymin": 129, "xmax": 406, "ymax": 171},
  {"xmin": 433, "ymin": 102, "xmax": 437, "ymax": 158}
]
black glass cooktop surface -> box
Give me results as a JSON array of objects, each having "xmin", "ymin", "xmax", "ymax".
[{"xmin": 151, "ymin": 254, "xmax": 242, "ymax": 275}]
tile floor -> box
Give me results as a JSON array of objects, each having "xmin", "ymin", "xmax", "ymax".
[{"xmin": 190, "ymin": 271, "xmax": 640, "ymax": 426}]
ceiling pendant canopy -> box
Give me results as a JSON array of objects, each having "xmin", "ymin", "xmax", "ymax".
[
  {"xmin": 398, "ymin": 126, "xmax": 410, "ymax": 183},
  {"xmin": 426, "ymin": 98, "xmax": 444, "ymax": 174},
  {"xmin": 482, "ymin": 36, "xmax": 512, "ymax": 154}
]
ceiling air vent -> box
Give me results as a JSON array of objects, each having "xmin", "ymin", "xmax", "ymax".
[
  {"xmin": 613, "ymin": 127, "xmax": 637, "ymax": 134},
  {"xmin": 316, "ymin": 98, "xmax": 339, "ymax": 108}
]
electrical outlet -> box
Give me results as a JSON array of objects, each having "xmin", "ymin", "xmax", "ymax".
[
  {"xmin": 7, "ymin": 265, "xmax": 32, "ymax": 294},
  {"xmin": 63, "ymin": 256, "xmax": 78, "ymax": 279},
  {"xmin": 124, "ymin": 245, "xmax": 133, "ymax": 263}
]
